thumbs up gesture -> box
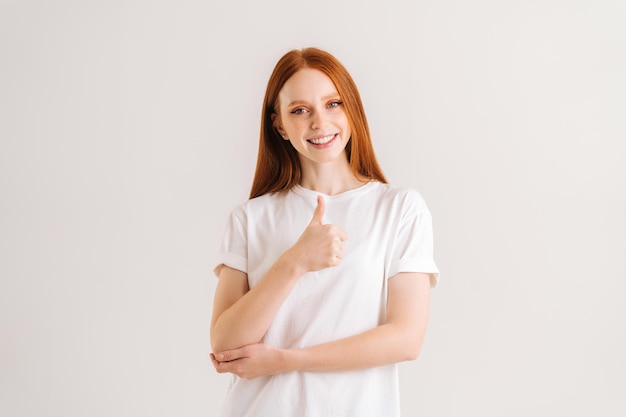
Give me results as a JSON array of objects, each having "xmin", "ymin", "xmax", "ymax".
[{"xmin": 288, "ymin": 196, "xmax": 348, "ymax": 273}]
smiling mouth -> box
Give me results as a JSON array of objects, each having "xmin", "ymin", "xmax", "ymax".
[{"xmin": 307, "ymin": 134, "xmax": 337, "ymax": 145}]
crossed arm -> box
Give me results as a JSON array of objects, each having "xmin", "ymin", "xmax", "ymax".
[
  {"xmin": 210, "ymin": 195, "xmax": 432, "ymax": 379},
  {"xmin": 210, "ymin": 265, "xmax": 431, "ymax": 379}
]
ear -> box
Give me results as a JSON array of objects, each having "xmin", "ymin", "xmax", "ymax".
[{"xmin": 271, "ymin": 112, "xmax": 288, "ymax": 140}]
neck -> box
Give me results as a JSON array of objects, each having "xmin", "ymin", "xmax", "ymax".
[{"xmin": 299, "ymin": 158, "xmax": 366, "ymax": 196}]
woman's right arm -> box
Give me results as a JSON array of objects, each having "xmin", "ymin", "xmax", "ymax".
[
  {"xmin": 210, "ymin": 196, "xmax": 346, "ymax": 353},
  {"xmin": 211, "ymin": 255, "xmax": 304, "ymax": 353}
]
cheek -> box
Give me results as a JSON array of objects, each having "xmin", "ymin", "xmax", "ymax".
[
  {"xmin": 336, "ymin": 114, "xmax": 351, "ymax": 133},
  {"xmin": 284, "ymin": 119, "xmax": 306, "ymax": 134}
]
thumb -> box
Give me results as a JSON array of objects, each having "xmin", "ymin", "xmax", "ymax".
[{"xmin": 310, "ymin": 195, "xmax": 325, "ymax": 225}]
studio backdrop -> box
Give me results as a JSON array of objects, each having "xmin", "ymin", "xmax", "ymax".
[{"xmin": 1, "ymin": 1, "xmax": 624, "ymax": 416}]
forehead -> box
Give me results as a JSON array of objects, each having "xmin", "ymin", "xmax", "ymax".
[{"xmin": 278, "ymin": 68, "xmax": 339, "ymax": 103}]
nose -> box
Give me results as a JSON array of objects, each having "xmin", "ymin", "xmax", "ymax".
[{"xmin": 310, "ymin": 109, "xmax": 325, "ymax": 130}]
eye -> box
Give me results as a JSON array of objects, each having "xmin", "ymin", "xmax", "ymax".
[
  {"xmin": 328, "ymin": 101, "xmax": 343, "ymax": 108},
  {"xmin": 290, "ymin": 107, "xmax": 308, "ymax": 115}
]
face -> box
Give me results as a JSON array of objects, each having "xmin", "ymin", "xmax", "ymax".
[{"xmin": 274, "ymin": 68, "xmax": 351, "ymax": 167}]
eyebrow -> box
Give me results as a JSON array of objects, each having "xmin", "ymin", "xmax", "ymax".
[{"xmin": 287, "ymin": 94, "xmax": 341, "ymax": 107}]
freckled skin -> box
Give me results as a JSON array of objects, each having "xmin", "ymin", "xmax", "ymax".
[{"xmin": 275, "ymin": 68, "xmax": 352, "ymax": 169}]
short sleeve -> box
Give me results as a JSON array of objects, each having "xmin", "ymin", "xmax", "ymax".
[
  {"xmin": 387, "ymin": 190, "xmax": 440, "ymax": 287},
  {"xmin": 213, "ymin": 206, "xmax": 248, "ymax": 278}
]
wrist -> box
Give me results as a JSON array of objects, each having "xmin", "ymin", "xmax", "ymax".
[
  {"xmin": 278, "ymin": 248, "xmax": 308, "ymax": 277},
  {"xmin": 283, "ymin": 348, "xmax": 308, "ymax": 373}
]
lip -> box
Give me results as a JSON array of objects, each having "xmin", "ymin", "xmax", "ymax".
[{"xmin": 307, "ymin": 133, "xmax": 338, "ymax": 147}]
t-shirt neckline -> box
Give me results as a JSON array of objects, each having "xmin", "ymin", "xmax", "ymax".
[{"xmin": 291, "ymin": 181, "xmax": 379, "ymax": 200}]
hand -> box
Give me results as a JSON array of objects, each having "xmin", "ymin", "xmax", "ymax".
[
  {"xmin": 210, "ymin": 343, "xmax": 292, "ymax": 379},
  {"xmin": 286, "ymin": 196, "xmax": 348, "ymax": 273}
]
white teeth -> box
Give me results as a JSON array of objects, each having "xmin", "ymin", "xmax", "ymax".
[{"xmin": 309, "ymin": 134, "xmax": 335, "ymax": 145}]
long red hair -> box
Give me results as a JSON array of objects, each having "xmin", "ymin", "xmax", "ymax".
[{"xmin": 249, "ymin": 47, "xmax": 387, "ymax": 199}]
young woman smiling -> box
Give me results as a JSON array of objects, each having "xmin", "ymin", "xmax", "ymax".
[{"xmin": 210, "ymin": 47, "xmax": 439, "ymax": 417}]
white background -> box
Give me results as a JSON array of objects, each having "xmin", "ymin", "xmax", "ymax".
[{"xmin": 1, "ymin": 1, "xmax": 625, "ymax": 416}]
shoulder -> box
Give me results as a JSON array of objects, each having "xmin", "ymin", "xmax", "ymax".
[
  {"xmin": 371, "ymin": 182, "xmax": 429, "ymax": 212},
  {"xmin": 241, "ymin": 191, "xmax": 292, "ymax": 210},
  {"xmin": 227, "ymin": 191, "xmax": 294, "ymax": 220}
]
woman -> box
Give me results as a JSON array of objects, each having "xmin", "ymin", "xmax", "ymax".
[{"xmin": 211, "ymin": 47, "xmax": 439, "ymax": 417}]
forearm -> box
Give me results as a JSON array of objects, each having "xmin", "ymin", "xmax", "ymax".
[
  {"xmin": 212, "ymin": 274, "xmax": 431, "ymax": 379},
  {"xmin": 212, "ymin": 197, "xmax": 347, "ymax": 354},
  {"xmin": 289, "ymin": 322, "xmax": 425, "ymax": 372},
  {"xmin": 211, "ymin": 253, "xmax": 304, "ymax": 352},
  {"xmin": 289, "ymin": 274, "xmax": 430, "ymax": 372},
  {"xmin": 211, "ymin": 324, "xmax": 424, "ymax": 380}
]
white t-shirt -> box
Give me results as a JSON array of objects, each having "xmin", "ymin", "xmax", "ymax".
[{"xmin": 215, "ymin": 181, "xmax": 439, "ymax": 417}]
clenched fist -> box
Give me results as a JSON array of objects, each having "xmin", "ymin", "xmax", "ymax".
[{"xmin": 287, "ymin": 196, "xmax": 348, "ymax": 273}]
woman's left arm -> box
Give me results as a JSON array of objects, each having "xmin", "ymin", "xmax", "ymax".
[{"xmin": 211, "ymin": 272, "xmax": 431, "ymax": 379}]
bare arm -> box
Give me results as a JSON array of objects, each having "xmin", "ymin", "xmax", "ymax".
[
  {"xmin": 210, "ymin": 196, "xmax": 347, "ymax": 353},
  {"xmin": 210, "ymin": 258, "xmax": 302, "ymax": 353},
  {"xmin": 211, "ymin": 272, "xmax": 431, "ymax": 378},
  {"xmin": 296, "ymin": 271, "xmax": 431, "ymax": 370}
]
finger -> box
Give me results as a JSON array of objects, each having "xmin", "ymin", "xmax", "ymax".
[
  {"xmin": 336, "ymin": 242, "xmax": 344, "ymax": 259},
  {"xmin": 309, "ymin": 195, "xmax": 325, "ymax": 225},
  {"xmin": 215, "ymin": 351, "xmax": 231, "ymax": 362},
  {"xmin": 215, "ymin": 347, "xmax": 246, "ymax": 362},
  {"xmin": 212, "ymin": 356, "xmax": 239, "ymax": 374},
  {"xmin": 209, "ymin": 353, "xmax": 220, "ymax": 370},
  {"xmin": 338, "ymin": 228, "xmax": 348, "ymax": 241},
  {"xmin": 211, "ymin": 353, "xmax": 224, "ymax": 366}
]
